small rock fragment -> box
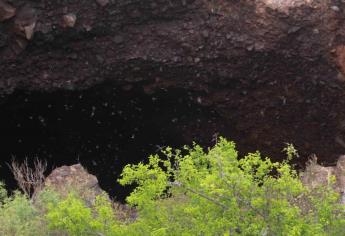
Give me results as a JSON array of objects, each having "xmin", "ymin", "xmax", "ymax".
[
  {"xmin": 335, "ymin": 45, "xmax": 345, "ymax": 77},
  {"xmin": 96, "ymin": 55, "xmax": 104, "ymax": 63},
  {"xmin": 14, "ymin": 37, "xmax": 27, "ymax": 49},
  {"xmin": 197, "ymin": 97, "xmax": 202, "ymax": 104},
  {"xmin": 173, "ymin": 56, "xmax": 180, "ymax": 62},
  {"xmin": 194, "ymin": 57, "xmax": 201, "ymax": 63},
  {"xmin": 114, "ymin": 35, "xmax": 124, "ymax": 44},
  {"xmin": 0, "ymin": 0, "xmax": 15, "ymax": 22},
  {"xmin": 23, "ymin": 22, "xmax": 35, "ymax": 40},
  {"xmin": 130, "ymin": 9, "xmax": 141, "ymax": 18},
  {"xmin": 246, "ymin": 44, "xmax": 254, "ymax": 51},
  {"xmin": 83, "ymin": 23, "xmax": 92, "ymax": 31},
  {"xmin": 11, "ymin": 37, "xmax": 28, "ymax": 54},
  {"xmin": 331, "ymin": 5, "xmax": 340, "ymax": 12},
  {"xmin": 288, "ymin": 26, "xmax": 301, "ymax": 34},
  {"xmin": 254, "ymin": 42, "xmax": 265, "ymax": 50},
  {"xmin": 96, "ymin": 0, "xmax": 109, "ymax": 7},
  {"xmin": 202, "ymin": 30, "xmax": 209, "ymax": 38},
  {"xmin": 122, "ymin": 84, "xmax": 133, "ymax": 91},
  {"xmin": 62, "ymin": 13, "xmax": 77, "ymax": 28}
]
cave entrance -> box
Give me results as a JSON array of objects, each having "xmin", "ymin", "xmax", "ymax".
[{"xmin": 0, "ymin": 83, "xmax": 225, "ymax": 200}]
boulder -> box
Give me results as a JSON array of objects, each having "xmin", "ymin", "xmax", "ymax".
[
  {"xmin": 302, "ymin": 155, "xmax": 345, "ymax": 204},
  {"xmin": 44, "ymin": 164, "xmax": 105, "ymax": 205},
  {"xmin": 43, "ymin": 164, "xmax": 136, "ymax": 220}
]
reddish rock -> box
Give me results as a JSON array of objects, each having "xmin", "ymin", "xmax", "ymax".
[
  {"xmin": 62, "ymin": 13, "xmax": 77, "ymax": 28},
  {"xmin": 96, "ymin": 0, "xmax": 109, "ymax": 7},
  {"xmin": 336, "ymin": 45, "xmax": 345, "ymax": 76},
  {"xmin": 44, "ymin": 164, "xmax": 104, "ymax": 205}
]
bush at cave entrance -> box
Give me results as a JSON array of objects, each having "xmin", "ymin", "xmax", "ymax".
[
  {"xmin": 119, "ymin": 138, "xmax": 345, "ymax": 235},
  {"xmin": 1, "ymin": 138, "xmax": 345, "ymax": 235}
]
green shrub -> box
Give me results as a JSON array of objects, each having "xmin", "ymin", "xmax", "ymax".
[
  {"xmin": 1, "ymin": 138, "xmax": 345, "ymax": 235},
  {"xmin": 0, "ymin": 185, "xmax": 48, "ymax": 236},
  {"xmin": 119, "ymin": 138, "xmax": 345, "ymax": 235},
  {"xmin": 46, "ymin": 193, "xmax": 125, "ymax": 236},
  {"xmin": 0, "ymin": 184, "xmax": 125, "ymax": 236}
]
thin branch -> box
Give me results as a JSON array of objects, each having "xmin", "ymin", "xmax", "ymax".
[
  {"xmin": 8, "ymin": 157, "xmax": 47, "ymax": 197},
  {"xmin": 170, "ymin": 181, "xmax": 228, "ymax": 210}
]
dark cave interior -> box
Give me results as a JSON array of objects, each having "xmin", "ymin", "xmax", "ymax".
[{"xmin": 0, "ymin": 83, "xmax": 226, "ymax": 201}]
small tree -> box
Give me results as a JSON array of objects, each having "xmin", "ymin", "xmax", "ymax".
[{"xmin": 119, "ymin": 138, "xmax": 345, "ymax": 235}]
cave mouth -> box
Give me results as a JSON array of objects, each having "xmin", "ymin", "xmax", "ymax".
[{"xmin": 0, "ymin": 83, "xmax": 226, "ymax": 201}]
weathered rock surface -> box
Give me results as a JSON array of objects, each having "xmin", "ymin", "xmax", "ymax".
[
  {"xmin": 2, "ymin": 0, "xmax": 345, "ymax": 162},
  {"xmin": 43, "ymin": 163, "xmax": 136, "ymax": 220},
  {"xmin": 44, "ymin": 164, "xmax": 105, "ymax": 205},
  {"xmin": 1, "ymin": 0, "xmax": 344, "ymax": 91},
  {"xmin": 0, "ymin": 0, "xmax": 15, "ymax": 22},
  {"xmin": 302, "ymin": 155, "xmax": 345, "ymax": 203}
]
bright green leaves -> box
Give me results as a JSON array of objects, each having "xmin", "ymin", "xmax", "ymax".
[
  {"xmin": 0, "ymin": 187, "xmax": 48, "ymax": 236},
  {"xmin": 46, "ymin": 193, "xmax": 94, "ymax": 235},
  {"xmin": 1, "ymin": 138, "xmax": 345, "ymax": 235},
  {"xmin": 119, "ymin": 155, "xmax": 170, "ymax": 208},
  {"xmin": 282, "ymin": 143, "xmax": 299, "ymax": 161},
  {"xmin": 118, "ymin": 138, "xmax": 345, "ymax": 236},
  {"xmin": 46, "ymin": 193, "xmax": 124, "ymax": 236}
]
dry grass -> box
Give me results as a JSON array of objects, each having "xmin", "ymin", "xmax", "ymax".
[{"xmin": 8, "ymin": 158, "xmax": 47, "ymax": 197}]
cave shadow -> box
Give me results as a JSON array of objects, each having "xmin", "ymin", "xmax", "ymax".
[{"xmin": 0, "ymin": 83, "xmax": 225, "ymax": 201}]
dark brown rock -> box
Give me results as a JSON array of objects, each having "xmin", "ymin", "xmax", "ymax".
[
  {"xmin": 336, "ymin": 45, "xmax": 345, "ymax": 76},
  {"xmin": 0, "ymin": 0, "xmax": 15, "ymax": 22},
  {"xmin": 15, "ymin": 5, "xmax": 36, "ymax": 26},
  {"xmin": 14, "ymin": 5, "xmax": 37, "ymax": 40},
  {"xmin": 1, "ymin": 0, "xmax": 345, "ymax": 164},
  {"xmin": 0, "ymin": 0, "xmax": 16, "ymax": 22},
  {"xmin": 96, "ymin": 0, "xmax": 109, "ymax": 7},
  {"xmin": 12, "ymin": 37, "xmax": 28, "ymax": 54},
  {"xmin": 114, "ymin": 35, "xmax": 124, "ymax": 44}
]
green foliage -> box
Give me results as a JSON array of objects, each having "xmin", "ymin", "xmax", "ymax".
[
  {"xmin": 1, "ymin": 138, "xmax": 345, "ymax": 235},
  {"xmin": 283, "ymin": 143, "xmax": 299, "ymax": 161},
  {"xmin": 46, "ymin": 193, "xmax": 125, "ymax": 236},
  {"xmin": 119, "ymin": 138, "xmax": 345, "ymax": 235},
  {"xmin": 46, "ymin": 193, "xmax": 94, "ymax": 235},
  {"xmin": 0, "ymin": 183, "xmax": 125, "ymax": 236},
  {"xmin": 0, "ymin": 185, "xmax": 48, "ymax": 236},
  {"xmin": 0, "ymin": 182, "xmax": 7, "ymax": 201}
]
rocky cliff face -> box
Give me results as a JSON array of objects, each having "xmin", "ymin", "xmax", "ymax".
[
  {"xmin": 1, "ymin": 0, "xmax": 344, "ymax": 91},
  {"xmin": 1, "ymin": 0, "xmax": 345, "ymax": 165},
  {"xmin": 301, "ymin": 155, "xmax": 345, "ymax": 204}
]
